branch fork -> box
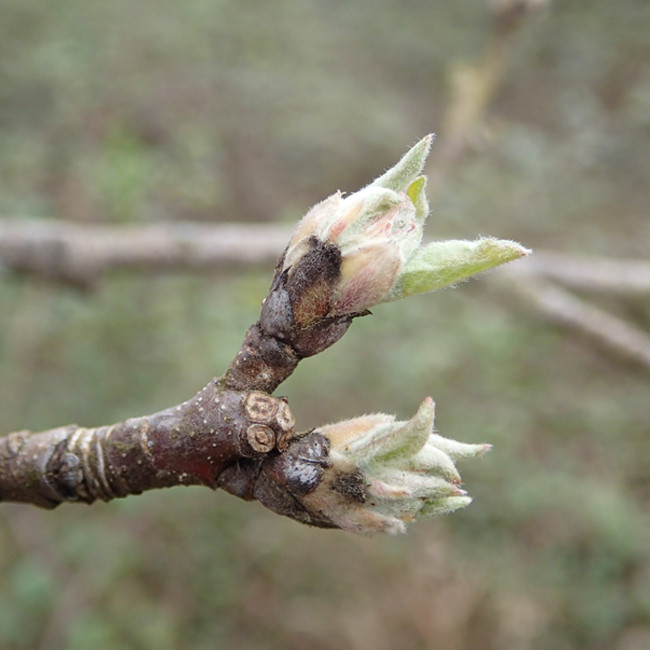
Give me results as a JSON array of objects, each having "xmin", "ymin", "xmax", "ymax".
[{"xmin": 0, "ymin": 136, "xmax": 529, "ymax": 534}]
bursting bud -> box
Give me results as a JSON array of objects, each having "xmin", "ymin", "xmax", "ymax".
[
  {"xmin": 260, "ymin": 135, "xmax": 530, "ymax": 356},
  {"xmin": 299, "ymin": 397, "xmax": 491, "ymax": 535}
]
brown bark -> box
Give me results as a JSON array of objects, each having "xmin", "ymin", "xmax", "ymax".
[
  {"xmin": 0, "ymin": 234, "xmax": 362, "ymax": 529},
  {"xmin": 0, "ymin": 383, "xmax": 296, "ymax": 509},
  {"xmin": 221, "ymin": 323, "xmax": 300, "ymax": 394},
  {"xmin": 0, "ymin": 377, "xmax": 345, "ymax": 529}
]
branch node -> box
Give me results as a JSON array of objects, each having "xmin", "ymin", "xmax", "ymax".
[{"xmin": 246, "ymin": 424, "xmax": 276, "ymax": 453}]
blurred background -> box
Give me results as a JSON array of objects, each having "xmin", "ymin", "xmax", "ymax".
[{"xmin": 1, "ymin": 0, "xmax": 649, "ymax": 648}]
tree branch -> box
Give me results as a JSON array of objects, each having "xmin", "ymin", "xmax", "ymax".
[
  {"xmin": 0, "ymin": 214, "xmax": 362, "ymax": 526},
  {"xmin": 0, "ymin": 219, "xmax": 291, "ymax": 288},
  {"xmin": 0, "ymin": 138, "xmax": 525, "ymax": 534},
  {"xmin": 5, "ymin": 219, "xmax": 648, "ymax": 296},
  {"xmin": 0, "ymin": 383, "xmax": 297, "ymax": 509},
  {"xmin": 519, "ymin": 252, "xmax": 650, "ymax": 294},
  {"xmin": 500, "ymin": 268, "xmax": 650, "ymax": 371}
]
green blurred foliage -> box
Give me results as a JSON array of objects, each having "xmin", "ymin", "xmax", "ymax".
[{"xmin": 1, "ymin": 0, "xmax": 649, "ymax": 648}]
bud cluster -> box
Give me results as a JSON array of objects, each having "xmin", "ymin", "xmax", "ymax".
[
  {"xmin": 259, "ymin": 135, "xmax": 529, "ymax": 357},
  {"xmin": 298, "ymin": 398, "xmax": 491, "ymax": 535},
  {"xmin": 251, "ymin": 135, "xmax": 530, "ymax": 533}
]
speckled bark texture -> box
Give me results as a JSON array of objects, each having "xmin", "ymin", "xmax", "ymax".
[
  {"xmin": 0, "ymin": 233, "xmax": 344, "ymax": 515},
  {"xmin": 0, "ymin": 383, "xmax": 294, "ymax": 507},
  {"xmin": 0, "ymin": 230, "xmax": 375, "ymax": 530}
]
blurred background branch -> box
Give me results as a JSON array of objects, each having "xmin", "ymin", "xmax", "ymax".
[
  {"xmin": 2, "ymin": 219, "xmax": 648, "ymax": 293},
  {"xmin": 3, "ymin": 217, "xmax": 648, "ymax": 370},
  {"xmin": 0, "ymin": 219, "xmax": 290, "ymax": 288},
  {"xmin": 429, "ymin": 0, "xmax": 551, "ymax": 196},
  {"xmin": 499, "ymin": 264, "xmax": 650, "ymax": 370}
]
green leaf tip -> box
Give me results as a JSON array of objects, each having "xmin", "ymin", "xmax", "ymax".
[
  {"xmin": 393, "ymin": 237, "xmax": 531, "ymax": 300},
  {"xmin": 371, "ymin": 134, "xmax": 435, "ymax": 193},
  {"xmin": 371, "ymin": 396, "xmax": 435, "ymax": 463},
  {"xmin": 406, "ymin": 175, "xmax": 429, "ymax": 223},
  {"xmin": 421, "ymin": 495, "xmax": 473, "ymax": 518}
]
